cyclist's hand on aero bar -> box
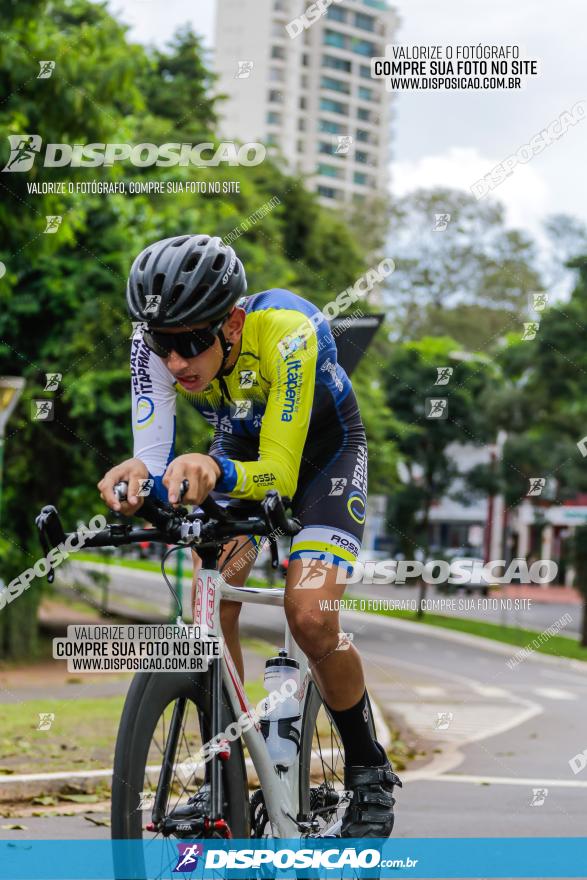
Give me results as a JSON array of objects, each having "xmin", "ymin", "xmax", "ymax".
[
  {"xmin": 163, "ymin": 453, "xmax": 221, "ymax": 506},
  {"xmin": 97, "ymin": 458, "xmax": 150, "ymax": 515}
]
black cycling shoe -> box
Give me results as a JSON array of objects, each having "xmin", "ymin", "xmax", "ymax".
[
  {"xmin": 341, "ymin": 746, "xmax": 402, "ymax": 838},
  {"xmin": 169, "ymin": 782, "xmax": 210, "ymax": 819}
]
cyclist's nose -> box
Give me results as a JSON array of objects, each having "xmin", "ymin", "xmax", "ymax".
[{"xmin": 166, "ymin": 350, "xmax": 190, "ymax": 371}]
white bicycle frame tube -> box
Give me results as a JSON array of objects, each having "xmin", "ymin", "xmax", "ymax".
[{"xmin": 193, "ymin": 568, "xmax": 311, "ymax": 838}]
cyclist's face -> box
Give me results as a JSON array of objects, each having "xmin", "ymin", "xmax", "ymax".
[{"xmin": 158, "ymin": 310, "xmax": 244, "ymax": 392}]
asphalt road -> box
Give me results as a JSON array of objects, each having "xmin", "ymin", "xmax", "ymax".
[{"xmin": 2, "ymin": 562, "xmax": 585, "ymax": 849}]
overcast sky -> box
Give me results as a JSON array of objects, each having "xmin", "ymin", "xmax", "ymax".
[{"xmin": 108, "ymin": 0, "xmax": 586, "ymax": 245}]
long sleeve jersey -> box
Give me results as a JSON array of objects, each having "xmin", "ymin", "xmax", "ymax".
[{"xmin": 130, "ymin": 288, "xmax": 353, "ymax": 501}]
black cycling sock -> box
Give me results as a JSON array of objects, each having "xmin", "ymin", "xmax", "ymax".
[{"xmin": 325, "ymin": 690, "xmax": 383, "ymax": 767}]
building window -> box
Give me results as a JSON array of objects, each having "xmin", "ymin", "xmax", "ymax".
[
  {"xmin": 326, "ymin": 5, "xmax": 347, "ymax": 21},
  {"xmin": 267, "ymin": 134, "xmax": 279, "ymax": 147},
  {"xmin": 268, "ymin": 89, "xmax": 284, "ymax": 104},
  {"xmin": 302, "ymin": 53, "xmax": 309, "ymax": 66},
  {"xmin": 358, "ymin": 85, "xmax": 373, "ymax": 101},
  {"xmin": 355, "ymin": 150, "xmax": 369, "ymax": 164},
  {"xmin": 319, "ymin": 141, "xmax": 335, "ymax": 154},
  {"xmin": 297, "ymin": 140, "xmax": 305, "ymax": 153},
  {"xmin": 321, "ymin": 76, "xmax": 350, "ymax": 94},
  {"xmin": 324, "ymin": 29, "xmax": 347, "ymax": 49},
  {"xmin": 271, "ymin": 45, "xmax": 286, "ymax": 59},
  {"xmin": 356, "ymin": 128, "xmax": 370, "ymax": 142},
  {"xmin": 298, "ymin": 118, "xmax": 307, "ymax": 131},
  {"xmin": 299, "ymin": 95, "xmax": 307, "ymax": 109},
  {"xmin": 267, "ymin": 111, "xmax": 282, "ymax": 125},
  {"xmin": 271, "ymin": 22, "xmax": 283, "ymax": 36},
  {"xmin": 317, "ymin": 185, "xmax": 340, "ymax": 200},
  {"xmin": 269, "ymin": 67, "xmax": 284, "ymax": 82},
  {"xmin": 319, "ymin": 119, "xmax": 345, "ymax": 134},
  {"xmin": 357, "ymin": 107, "xmax": 371, "ymax": 121},
  {"xmin": 352, "ymin": 38, "xmax": 376, "ymax": 57},
  {"xmin": 353, "ymin": 193, "xmax": 366, "ymax": 204},
  {"xmin": 273, "ymin": 0, "xmax": 286, "ymax": 10},
  {"xmin": 360, "ymin": 64, "xmax": 372, "ymax": 79},
  {"xmin": 323, "ymin": 54, "xmax": 352, "ymax": 72},
  {"xmin": 320, "ymin": 97, "xmax": 347, "ymax": 115},
  {"xmin": 354, "ymin": 172, "xmax": 367, "ymax": 185},
  {"xmin": 354, "ymin": 12, "xmax": 375, "ymax": 31},
  {"xmin": 318, "ymin": 163, "xmax": 343, "ymax": 178}
]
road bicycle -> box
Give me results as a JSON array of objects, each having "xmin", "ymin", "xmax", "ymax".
[{"xmin": 36, "ymin": 487, "xmax": 379, "ymax": 868}]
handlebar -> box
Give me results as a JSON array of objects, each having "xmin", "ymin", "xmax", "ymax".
[{"xmin": 35, "ymin": 488, "xmax": 301, "ymax": 583}]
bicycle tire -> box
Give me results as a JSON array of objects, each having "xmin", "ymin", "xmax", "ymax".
[{"xmin": 111, "ymin": 669, "xmax": 249, "ymax": 843}]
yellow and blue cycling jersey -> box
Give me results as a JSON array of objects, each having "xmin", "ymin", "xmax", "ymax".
[{"xmin": 131, "ymin": 288, "xmax": 367, "ymax": 567}]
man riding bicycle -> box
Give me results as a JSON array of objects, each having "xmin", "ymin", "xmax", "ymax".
[{"xmin": 98, "ymin": 234, "xmax": 401, "ymax": 837}]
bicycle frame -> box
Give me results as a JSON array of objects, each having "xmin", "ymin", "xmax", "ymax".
[{"xmin": 193, "ymin": 567, "xmax": 311, "ymax": 838}]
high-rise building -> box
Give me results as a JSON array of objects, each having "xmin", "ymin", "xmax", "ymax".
[{"xmin": 214, "ymin": 0, "xmax": 398, "ymax": 208}]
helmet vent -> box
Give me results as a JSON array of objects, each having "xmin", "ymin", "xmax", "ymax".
[
  {"xmin": 198, "ymin": 284, "xmax": 210, "ymax": 296},
  {"xmin": 172, "ymin": 237, "xmax": 189, "ymax": 247},
  {"xmin": 170, "ymin": 284, "xmax": 184, "ymax": 307},
  {"xmin": 137, "ymin": 282, "xmax": 144, "ymax": 296},
  {"xmin": 152, "ymin": 273, "xmax": 165, "ymax": 298},
  {"xmin": 183, "ymin": 253, "xmax": 201, "ymax": 273},
  {"xmin": 212, "ymin": 254, "xmax": 224, "ymax": 272},
  {"xmin": 198, "ymin": 238, "xmax": 209, "ymax": 246},
  {"xmin": 139, "ymin": 252, "xmax": 151, "ymax": 271}
]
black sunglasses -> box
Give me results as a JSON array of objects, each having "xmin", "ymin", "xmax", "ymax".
[{"xmin": 142, "ymin": 325, "xmax": 221, "ymax": 359}]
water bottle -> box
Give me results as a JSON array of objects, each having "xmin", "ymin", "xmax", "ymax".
[{"xmin": 260, "ymin": 650, "xmax": 301, "ymax": 767}]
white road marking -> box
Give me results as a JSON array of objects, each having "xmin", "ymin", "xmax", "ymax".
[
  {"xmin": 405, "ymin": 772, "xmax": 587, "ymax": 788},
  {"xmin": 533, "ymin": 687, "xmax": 576, "ymax": 701},
  {"xmin": 413, "ymin": 685, "xmax": 447, "ymax": 697},
  {"xmin": 471, "ymin": 685, "xmax": 510, "ymax": 698}
]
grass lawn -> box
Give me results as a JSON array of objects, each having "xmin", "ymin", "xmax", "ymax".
[{"xmin": 363, "ymin": 606, "xmax": 587, "ymax": 663}]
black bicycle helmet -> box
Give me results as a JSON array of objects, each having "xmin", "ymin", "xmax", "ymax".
[{"xmin": 126, "ymin": 234, "xmax": 247, "ymax": 328}]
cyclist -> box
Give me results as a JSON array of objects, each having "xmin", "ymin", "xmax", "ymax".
[{"xmin": 98, "ymin": 234, "xmax": 401, "ymax": 837}]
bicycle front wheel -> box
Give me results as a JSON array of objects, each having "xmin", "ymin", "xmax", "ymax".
[{"xmin": 111, "ymin": 669, "xmax": 249, "ymax": 842}]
